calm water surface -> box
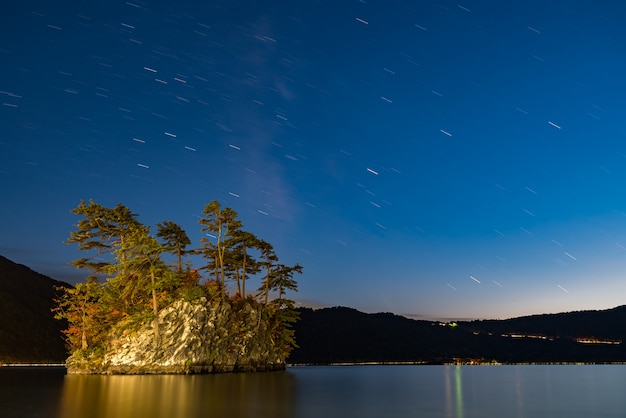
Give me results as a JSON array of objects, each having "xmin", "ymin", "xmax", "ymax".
[{"xmin": 1, "ymin": 365, "xmax": 625, "ymax": 417}]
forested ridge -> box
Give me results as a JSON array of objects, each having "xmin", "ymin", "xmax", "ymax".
[{"xmin": 288, "ymin": 306, "xmax": 626, "ymax": 365}]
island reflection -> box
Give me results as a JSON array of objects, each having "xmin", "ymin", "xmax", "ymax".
[{"xmin": 59, "ymin": 371, "xmax": 296, "ymax": 418}]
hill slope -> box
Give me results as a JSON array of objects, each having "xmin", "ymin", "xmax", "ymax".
[
  {"xmin": 289, "ymin": 306, "xmax": 626, "ymax": 364},
  {"xmin": 0, "ymin": 255, "xmax": 70, "ymax": 363}
]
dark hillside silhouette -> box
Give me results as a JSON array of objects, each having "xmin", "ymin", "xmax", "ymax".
[
  {"xmin": 468, "ymin": 307, "xmax": 626, "ymax": 341},
  {"xmin": 289, "ymin": 306, "xmax": 626, "ymax": 365},
  {"xmin": 0, "ymin": 255, "xmax": 69, "ymax": 363}
]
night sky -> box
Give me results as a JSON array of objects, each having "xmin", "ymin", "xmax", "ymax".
[{"xmin": 2, "ymin": 0, "xmax": 626, "ymax": 320}]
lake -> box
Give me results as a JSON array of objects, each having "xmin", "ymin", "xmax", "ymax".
[{"xmin": 1, "ymin": 365, "xmax": 625, "ymax": 417}]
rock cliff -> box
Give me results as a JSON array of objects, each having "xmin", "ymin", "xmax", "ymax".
[{"xmin": 66, "ymin": 298, "xmax": 287, "ymax": 374}]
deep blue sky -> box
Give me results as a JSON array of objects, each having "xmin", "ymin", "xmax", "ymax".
[{"xmin": 2, "ymin": 0, "xmax": 626, "ymax": 320}]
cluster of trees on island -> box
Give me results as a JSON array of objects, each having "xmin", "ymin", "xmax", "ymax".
[{"xmin": 54, "ymin": 199, "xmax": 302, "ymax": 360}]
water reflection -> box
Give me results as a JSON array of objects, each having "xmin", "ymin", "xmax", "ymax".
[
  {"xmin": 514, "ymin": 365, "xmax": 525, "ymax": 418},
  {"xmin": 3, "ymin": 365, "xmax": 626, "ymax": 418},
  {"xmin": 0, "ymin": 367, "xmax": 65, "ymax": 418},
  {"xmin": 59, "ymin": 371, "xmax": 296, "ymax": 418},
  {"xmin": 444, "ymin": 366, "xmax": 464, "ymax": 418},
  {"xmin": 454, "ymin": 366, "xmax": 464, "ymax": 418}
]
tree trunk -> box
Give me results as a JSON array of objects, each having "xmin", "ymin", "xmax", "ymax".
[
  {"xmin": 242, "ymin": 247, "xmax": 247, "ymax": 298},
  {"xmin": 81, "ymin": 311, "xmax": 88, "ymax": 350},
  {"xmin": 235, "ymin": 268, "xmax": 241, "ymax": 296},
  {"xmin": 150, "ymin": 269, "xmax": 159, "ymax": 346},
  {"xmin": 264, "ymin": 266, "xmax": 270, "ymax": 305}
]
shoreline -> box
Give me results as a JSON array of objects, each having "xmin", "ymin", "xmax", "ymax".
[
  {"xmin": 0, "ymin": 363, "xmax": 66, "ymax": 367},
  {"xmin": 3, "ymin": 362, "xmax": 626, "ymax": 370},
  {"xmin": 287, "ymin": 361, "xmax": 626, "ymax": 367}
]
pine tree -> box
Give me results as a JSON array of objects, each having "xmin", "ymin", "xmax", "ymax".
[
  {"xmin": 156, "ymin": 220, "xmax": 191, "ymax": 274},
  {"xmin": 256, "ymin": 240, "xmax": 278, "ymax": 305},
  {"xmin": 198, "ymin": 201, "xmax": 242, "ymax": 295},
  {"xmin": 106, "ymin": 224, "xmax": 170, "ymax": 345},
  {"xmin": 270, "ymin": 263, "xmax": 303, "ymax": 307},
  {"xmin": 66, "ymin": 199, "xmax": 141, "ymax": 276},
  {"xmin": 226, "ymin": 230, "xmax": 261, "ymax": 298}
]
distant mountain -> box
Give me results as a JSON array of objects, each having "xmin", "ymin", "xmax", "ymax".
[
  {"xmin": 288, "ymin": 305, "xmax": 626, "ymax": 364},
  {"xmin": 0, "ymin": 255, "xmax": 70, "ymax": 363}
]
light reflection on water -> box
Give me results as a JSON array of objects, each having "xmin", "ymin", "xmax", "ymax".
[
  {"xmin": 1, "ymin": 365, "xmax": 626, "ymax": 418},
  {"xmin": 59, "ymin": 370, "xmax": 296, "ymax": 418},
  {"xmin": 454, "ymin": 366, "xmax": 464, "ymax": 418}
]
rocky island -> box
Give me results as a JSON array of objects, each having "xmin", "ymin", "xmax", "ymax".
[{"xmin": 55, "ymin": 200, "xmax": 302, "ymax": 374}]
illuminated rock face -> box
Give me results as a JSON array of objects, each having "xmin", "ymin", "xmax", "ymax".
[{"xmin": 66, "ymin": 299, "xmax": 286, "ymax": 374}]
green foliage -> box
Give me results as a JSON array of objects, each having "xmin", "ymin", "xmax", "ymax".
[
  {"xmin": 256, "ymin": 240, "xmax": 278, "ymax": 304},
  {"xmin": 156, "ymin": 220, "xmax": 191, "ymax": 273},
  {"xmin": 197, "ymin": 201, "xmax": 243, "ymax": 293},
  {"xmin": 65, "ymin": 200, "xmax": 141, "ymax": 275},
  {"xmin": 178, "ymin": 285, "xmax": 206, "ymax": 302},
  {"xmin": 53, "ymin": 278, "xmax": 110, "ymax": 351},
  {"xmin": 59, "ymin": 199, "xmax": 303, "ymax": 362},
  {"xmin": 114, "ymin": 309, "xmax": 156, "ymax": 333},
  {"xmin": 274, "ymin": 305, "xmax": 301, "ymax": 353}
]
